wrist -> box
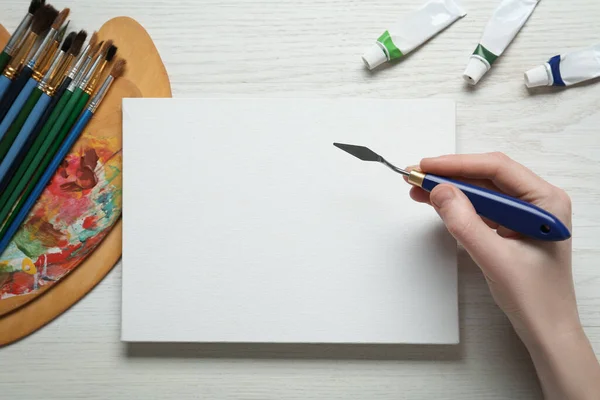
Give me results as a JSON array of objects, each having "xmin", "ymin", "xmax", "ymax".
[
  {"xmin": 511, "ymin": 313, "xmax": 584, "ymax": 353},
  {"xmin": 517, "ymin": 323, "xmax": 600, "ymax": 400},
  {"xmin": 521, "ymin": 322, "xmax": 586, "ymax": 357}
]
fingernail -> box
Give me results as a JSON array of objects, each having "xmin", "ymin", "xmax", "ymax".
[
  {"xmin": 404, "ymin": 165, "xmax": 419, "ymax": 183},
  {"xmin": 431, "ymin": 185, "xmax": 455, "ymax": 208}
]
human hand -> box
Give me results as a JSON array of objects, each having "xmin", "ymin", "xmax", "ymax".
[
  {"xmin": 408, "ymin": 153, "xmax": 577, "ymax": 340},
  {"xmin": 408, "ymin": 153, "xmax": 600, "ymax": 399},
  {"xmin": 408, "ymin": 153, "xmax": 576, "ymax": 339}
]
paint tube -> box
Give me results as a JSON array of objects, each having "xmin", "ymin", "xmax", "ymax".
[
  {"xmin": 524, "ymin": 44, "xmax": 600, "ymax": 88},
  {"xmin": 463, "ymin": 0, "xmax": 541, "ymax": 85},
  {"xmin": 361, "ymin": 0, "xmax": 466, "ymax": 70}
]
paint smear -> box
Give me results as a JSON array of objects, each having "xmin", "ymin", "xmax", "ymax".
[{"xmin": 0, "ymin": 128, "xmax": 123, "ymax": 299}]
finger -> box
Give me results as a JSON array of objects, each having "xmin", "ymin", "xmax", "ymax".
[
  {"xmin": 406, "ymin": 165, "xmax": 501, "ymax": 205},
  {"xmin": 404, "ymin": 165, "xmax": 419, "ymax": 184},
  {"xmin": 496, "ymin": 226, "xmax": 520, "ymax": 239},
  {"xmin": 409, "ymin": 186, "xmax": 501, "ymax": 229},
  {"xmin": 430, "ymin": 184, "xmax": 506, "ymax": 270},
  {"xmin": 456, "ymin": 177, "xmax": 503, "ymax": 194},
  {"xmin": 481, "ymin": 217, "xmax": 500, "ymax": 230},
  {"xmin": 409, "ymin": 186, "xmax": 430, "ymax": 203},
  {"xmin": 420, "ymin": 153, "xmax": 551, "ymax": 200}
]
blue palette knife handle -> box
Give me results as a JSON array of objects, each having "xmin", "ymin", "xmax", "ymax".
[
  {"xmin": 332, "ymin": 143, "xmax": 571, "ymax": 242},
  {"xmin": 406, "ymin": 170, "xmax": 571, "ymax": 241}
]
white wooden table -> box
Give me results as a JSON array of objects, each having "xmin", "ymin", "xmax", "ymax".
[{"xmin": 1, "ymin": 0, "xmax": 599, "ymax": 398}]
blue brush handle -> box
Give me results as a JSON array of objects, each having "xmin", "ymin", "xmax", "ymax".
[
  {"xmin": 420, "ymin": 174, "xmax": 571, "ymax": 241},
  {"xmin": 0, "ymin": 110, "xmax": 93, "ymax": 256},
  {"xmin": 0, "ymin": 77, "xmax": 37, "ymax": 138},
  {"xmin": 0, "ymin": 76, "xmax": 10, "ymax": 100},
  {"xmin": 0, "ymin": 93, "xmax": 51, "ymax": 184},
  {"xmin": 0, "ymin": 67, "xmax": 32, "ymax": 123}
]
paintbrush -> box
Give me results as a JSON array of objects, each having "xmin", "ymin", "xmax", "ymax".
[
  {"xmin": 72, "ymin": 36, "xmax": 102, "ymax": 90},
  {"xmin": 0, "ymin": 59, "xmax": 126, "ymax": 254},
  {"xmin": 0, "ymin": 38, "xmax": 99, "ymax": 217},
  {"xmin": 65, "ymin": 31, "xmax": 98, "ymax": 90},
  {"xmin": 0, "ymin": 5, "xmax": 57, "ymax": 101},
  {"xmin": 0, "ymin": 31, "xmax": 86, "ymax": 190},
  {"xmin": 0, "ymin": 31, "xmax": 75, "ymax": 157},
  {"xmin": 0, "ymin": 36, "xmax": 102, "ymax": 197},
  {"xmin": 0, "ymin": 33, "xmax": 95, "ymax": 196},
  {"xmin": 0, "ymin": 42, "xmax": 116, "ymax": 228},
  {"xmin": 332, "ymin": 143, "xmax": 571, "ymax": 241},
  {"xmin": 79, "ymin": 41, "xmax": 116, "ymax": 96},
  {"xmin": 0, "ymin": 0, "xmax": 46, "ymax": 72},
  {"xmin": 34, "ymin": 20, "xmax": 70, "ymax": 82},
  {"xmin": 0, "ymin": 7, "xmax": 68, "ymax": 121}
]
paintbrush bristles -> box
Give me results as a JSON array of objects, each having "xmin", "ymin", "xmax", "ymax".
[
  {"xmin": 70, "ymin": 31, "xmax": 87, "ymax": 57},
  {"xmin": 88, "ymin": 32, "xmax": 98, "ymax": 50},
  {"xmin": 31, "ymin": 5, "xmax": 58, "ymax": 34},
  {"xmin": 105, "ymin": 45, "xmax": 117, "ymax": 62},
  {"xmin": 100, "ymin": 40, "xmax": 114, "ymax": 56},
  {"xmin": 52, "ymin": 8, "xmax": 70, "ymax": 30},
  {"xmin": 57, "ymin": 21, "xmax": 70, "ymax": 42},
  {"xmin": 110, "ymin": 59, "xmax": 126, "ymax": 78},
  {"xmin": 90, "ymin": 41, "xmax": 103, "ymax": 58},
  {"xmin": 61, "ymin": 32, "xmax": 75, "ymax": 52},
  {"xmin": 29, "ymin": 0, "xmax": 45, "ymax": 14}
]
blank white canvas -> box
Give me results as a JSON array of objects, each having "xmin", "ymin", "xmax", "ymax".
[{"xmin": 121, "ymin": 98, "xmax": 458, "ymax": 344}]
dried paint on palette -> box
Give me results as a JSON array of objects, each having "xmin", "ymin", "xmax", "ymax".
[{"xmin": 0, "ymin": 130, "xmax": 122, "ymax": 299}]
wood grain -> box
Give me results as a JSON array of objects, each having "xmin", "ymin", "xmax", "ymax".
[
  {"xmin": 0, "ymin": 17, "xmax": 171, "ymax": 344},
  {"xmin": 97, "ymin": 17, "xmax": 171, "ymax": 98},
  {"xmin": 0, "ymin": 24, "xmax": 7, "ymax": 47},
  {"xmin": 0, "ymin": 0, "xmax": 599, "ymax": 399}
]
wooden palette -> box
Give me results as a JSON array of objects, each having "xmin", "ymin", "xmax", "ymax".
[{"xmin": 0, "ymin": 17, "xmax": 172, "ymax": 346}]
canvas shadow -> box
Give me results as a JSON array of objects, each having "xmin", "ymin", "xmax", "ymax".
[{"xmin": 125, "ymin": 340, "xmax": 462, "ymax": 361}]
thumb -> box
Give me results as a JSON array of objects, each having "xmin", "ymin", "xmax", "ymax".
[{"xmin": 430, "ymin": 184, "xmax": 504, "ymax": 267}]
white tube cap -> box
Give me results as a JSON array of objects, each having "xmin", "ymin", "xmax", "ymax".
[
  {"xmin": 463, "ymin": 57, "xmax": 489, "ymax": 85},
  {"xmin": 362, "ymin": 44, "xmax": 388, "ymax": 70},
  {"xmin": 524, "ymin": 64, "xmax": 551, "ymax": 88}
]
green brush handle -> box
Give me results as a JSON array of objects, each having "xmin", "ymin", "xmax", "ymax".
[
  {"xmin": 0, "ymin": 89, "xmax": 82, "ymax": 226},
  {"xmin": 0, "ymin": 88, "xmax": 43, "ymax": 162},
  {"xmin": 0, "ymin": 52, "xmax": 10, "ymax": 74},
  {"xmin": 0, "ymin": 90, "xmax": 73, "ymax": 218},
  {"xmin": 0, "ymin": 91, "xmax": 90, "ymax": 234}
]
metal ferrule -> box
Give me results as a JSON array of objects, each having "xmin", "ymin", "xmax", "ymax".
[
  {"xmin": 27, "ymin": 28, "xmax": 57, "ymax": 68},
  {"xmin": 3, "ymin": 31, "xmax": 37, "ymax": 79},
  {"xmin": 74, "ymin": 56, "xmax": 93, "ymax": 85},
  {"xmin": 32, "ymin": 40, "xmax": 59, "ymax": 81},
  {"xmin": 43, "ymin": 54, "xmax": 74, "ymax": 96},
  {"xmin": 78, "ymin": 53, "xmax": 103, "ymax": 92},
  {"xmin": 67, "ymin": 44, "xmax": 91, "ymax": 80},
  {"xmin": 4, "ymin": 14, "xmax": 32, "ymax": 55},
  {"xmin": 407, "ymin": 170, "xmax": 426, "ymax": 187},
  {"xmin": 38, "ymin": 51, "xmax": 67, "ymax": 95},
  {"xmin": 67, "ymin": 74, "xmax": 79, "ymax": 92},
  {"xmin": 87, "ymin": 75, "xmax": 114, "ymax": 113},
  {"xmin": 67, "ymin": 55, "xmax": 92, "ymax": 92},
  {"xmin": 84, "ymin": 60, "xmax": 109, "ymax": 95}
]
